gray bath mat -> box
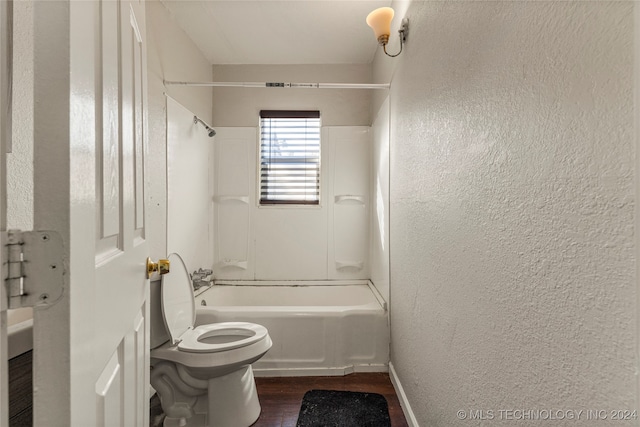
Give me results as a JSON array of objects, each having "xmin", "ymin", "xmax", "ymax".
[{"xmin": 296, "ymin": 389, "xmax": 391, "ymax": 427}]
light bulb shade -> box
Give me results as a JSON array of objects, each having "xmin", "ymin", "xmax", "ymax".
[{"xmin": 366, "ymin": 7, "xmax": 394, "ymax": 41}]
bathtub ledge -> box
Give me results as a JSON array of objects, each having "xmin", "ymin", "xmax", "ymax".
[
  {"xmin": 8, "ymin": 319, "xmax": 33, "ymax": 359},
  {"xmin": 366, "ymin": 281, "xmax": 388, "ymax": 311}
]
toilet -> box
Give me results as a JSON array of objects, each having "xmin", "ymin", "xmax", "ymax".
[{"xmin": 150, "ymin": 253, "xmax": 272, "ymax": 427}]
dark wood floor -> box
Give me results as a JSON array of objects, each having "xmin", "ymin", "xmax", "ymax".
[
  {"xmin": 252, "ymin": 373, "xmax": 409, "ymax": 427},
  {"xmin": 11, "ymin": 353, "xmax": 408, "ymax": 426},
  {"xmin": 8, "ymin": 351, "xmax": 32, "ymax": 427},
  {"xmin": 151, "ymin": 372, "xmax": 409, "ymax": 427}
]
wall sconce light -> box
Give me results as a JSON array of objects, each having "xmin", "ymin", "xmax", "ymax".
[{"xmin": 366, "ymin": 7, "xmax": 408, "ymax": 58}]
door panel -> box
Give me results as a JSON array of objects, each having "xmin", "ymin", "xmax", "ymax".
[
  {"xmin": 32, "ymin": 0, "xmax": 150, "ymax": 425},
  {"xmin": 99, "ymin": 0, "xmax": 121, "ymax": 242},
  {"xmin": 95, "ymin": 350, "xmax": 122, "ymax": 427},
  {"xmin": 94, "ymin": 0, "xmax": 149, "ymax": 423},
  {"xmin": 95, "ymin": 308, "xmax": 145, "ymax": 427},
  {"xmin": 132, "ymin": 8, "xmax": 146, "ymax": 235}
]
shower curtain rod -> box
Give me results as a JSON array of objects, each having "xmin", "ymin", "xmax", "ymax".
[{"xmin": 164, "ymin": 80, "xmax": 390, "ymax": 90}]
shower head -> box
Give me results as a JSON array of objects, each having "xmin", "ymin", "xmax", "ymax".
[{"xmin": 194, "ymin": 116, "xmax": 216, "ymax": 138}]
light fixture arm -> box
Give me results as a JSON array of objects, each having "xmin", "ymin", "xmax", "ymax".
[{"xmin": 381, "ymin": 18, "xmax": 409, "ymax": 58}]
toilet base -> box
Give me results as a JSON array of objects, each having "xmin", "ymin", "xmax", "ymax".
[
  {"xmin": 208, "ymin": 365, "xmax": 261, "ymax": 427},
  {"xmin": 162, "ymin": 366, "xmax": 261, "ymax": 427},
  {"xmin": 163, "ymin": 414, "xmax": 206, "ymax": 427}
]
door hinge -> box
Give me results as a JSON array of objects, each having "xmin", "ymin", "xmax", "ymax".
[{"xmin": 3, "ymin": 230, "xmax": 65, "ymax": 309}]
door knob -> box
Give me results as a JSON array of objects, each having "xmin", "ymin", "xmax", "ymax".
[{"xmin": 147, "ymin": 257, "xmax": 170, "ymax": 278}]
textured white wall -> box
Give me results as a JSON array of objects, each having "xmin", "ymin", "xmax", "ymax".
[
  {"xmin": 7, "ymin": 1, "xmax": 33, "ymax": 231},
  {"xmin": 384, "ymin": 2, "xmax": 636, "ymax": 424}
]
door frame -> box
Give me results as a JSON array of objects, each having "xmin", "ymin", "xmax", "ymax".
[
  {"xmin": 32, "ymin": 1, "xmax": 73, "ymax": 423},
  {"xmin": 0, "ymin": 0, "xmax": 11, "ymax": 426}
]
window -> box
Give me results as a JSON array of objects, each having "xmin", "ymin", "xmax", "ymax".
[{"xmin": 259, "ymin": 110, "xmax": 321, "ymax": 205}]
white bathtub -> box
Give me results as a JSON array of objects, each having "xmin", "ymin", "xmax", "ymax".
[
  {"xmin": 194, "ymin": 280, "xmax": 389, "ymax": 377},
  {"xmin": 7, "ymin": 307, "xmax": 33, "ymax": 359}
]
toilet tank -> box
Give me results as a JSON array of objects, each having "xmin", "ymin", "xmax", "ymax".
[{"xmin": 150, "ymin": 279, "xmax": 171, "ymax": 349}]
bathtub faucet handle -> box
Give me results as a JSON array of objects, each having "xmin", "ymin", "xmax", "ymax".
[
  {"xmin": 191, "ymin": 268, "xmax": 212, "ymax": 291},
  {"xmin": 198, "ymin": 268, "xmax": 213, "ymax": 276},
  {"xmin": 191, "ymin": 268, "xmax": 212, "ymax": 280}
]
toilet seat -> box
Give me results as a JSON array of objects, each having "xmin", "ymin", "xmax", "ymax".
[
  {"xmin": 161, "ymin": 254, "xmax": 267, "ymax": 354},
  {"xmin": 161, "ymin": 253, "xmax": 197, "ymax": 345},
  {"xmin": 178, "ymin": 322, "xmax": 269, "ymax": 353}
]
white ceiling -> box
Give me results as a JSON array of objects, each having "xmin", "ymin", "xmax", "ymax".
[{"xmin": 160, "ymin": 0, "xmax": 391, "ymax": 65}]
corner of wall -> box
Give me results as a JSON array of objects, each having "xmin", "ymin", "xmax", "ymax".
[
  {"xmin": 145, "ymin": 1, "xmax": 213, "ymax": 260},
  {"xmin": 633, "ymin": 1, "xmax": 640, "ymax": 415}
]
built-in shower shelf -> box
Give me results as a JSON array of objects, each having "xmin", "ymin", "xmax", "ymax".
[
  {"xmin": 335, "ymin": 260, "xmax": 364, "ymax": 271},
  {"xmin": 215, "ymin": 259, "xmax": 248, "ymax": 270},
  {"xmin": 213, "ymin": 195, "xmax": 249, "ymax": 204},
  {"xmin": 334, "ymin": 195, "xmax": 365, "ymax": 205}
]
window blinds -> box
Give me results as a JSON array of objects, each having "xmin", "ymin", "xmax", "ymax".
[{"xmin": 259, "ymin": 110, "xmax": 321, "ymax": 205}]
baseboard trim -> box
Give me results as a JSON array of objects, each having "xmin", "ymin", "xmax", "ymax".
[
  {"xmin": 389, "ymin": 362, "xmax": 419, "ymax": 427},
  {"xmin": 254, "ymin": 364, "xmax": 389, "ymax": 378}
]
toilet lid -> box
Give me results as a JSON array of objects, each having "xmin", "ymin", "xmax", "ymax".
[{"xmin": 161, "ymin": 253, "xmax": 195, "ymax": 345}]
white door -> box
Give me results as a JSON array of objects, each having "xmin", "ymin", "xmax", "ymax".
[
  {"xmin": 0, "ymin": 1, "xmax": 11, "ymax": 426},
  {"xmin": 31, "ymin": 0, "xmax": 151, "ymax": 425}
]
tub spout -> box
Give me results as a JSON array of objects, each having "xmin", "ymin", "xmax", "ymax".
[{"xmin": 192, "ymin": 279, "xmax": 209, "ymax": 291}]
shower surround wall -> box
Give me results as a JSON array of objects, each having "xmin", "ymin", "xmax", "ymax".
[
  {"xmin": 210, "ymin": 64, "xmax": 382, "ymax": 284},
  {"xmin": 166, "ymin": 97, "xmax": 213, "ymax": 272},
  {"xmin": 369, "ymin": 97, "xmax": 390, "ymax": 305},
  {"xmin": 213, "ymin": 126, "xmax": 371, "ymax": 281},
  {"xmin": 379, "ymin": 1, "xmax": 636, "ymax": 425}
]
